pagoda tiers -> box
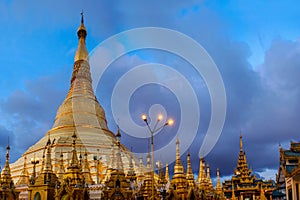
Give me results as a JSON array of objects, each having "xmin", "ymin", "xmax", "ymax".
[
  {"xmin": 9, "ymin": 13, "xmax": 138, "ymax": 184},
  {"xmin": 222, "ymin": 135, "xmax": 275, "ymax": 200}
]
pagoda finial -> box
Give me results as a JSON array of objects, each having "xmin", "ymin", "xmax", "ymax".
[
  {"xmin": 6, "ymin": 138, "xmax": 10, "ymax": 160},
  {"xmin": 240, "ymin": 133, "xmax": 243, "ymax": 151},
  {"xmin": 81, "ymin": 10, "xmax": 84, "ymax": 24},
  {"xmin": 74, "ymin": 11, "xmax": 88, "ymax": 62}
]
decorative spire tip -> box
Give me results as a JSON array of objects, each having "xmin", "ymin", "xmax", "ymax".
[{"xmin": 81, "ymin": 10, "xmax": 84, "ymax": 24}]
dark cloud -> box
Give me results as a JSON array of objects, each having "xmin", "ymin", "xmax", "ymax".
[{"xmin": 0, "ymin": 72, "xmax": 68, "ymax": 162}]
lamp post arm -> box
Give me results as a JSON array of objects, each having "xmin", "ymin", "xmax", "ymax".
[
  {"xmin": 145, "ymin": 123, "xmax": 153, "ymax": 135},
  {"xmin": 153, "ymin": 123, "xmax": 168, "ymax": 133},
  {"xmin": 152, "ymin": 119, "xmax": 160, "ymax": 134}
]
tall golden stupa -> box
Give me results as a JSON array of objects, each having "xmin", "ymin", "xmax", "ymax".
[{"xmin": 10, "ymin": 13, "xmax": 137, "ymax": 183}]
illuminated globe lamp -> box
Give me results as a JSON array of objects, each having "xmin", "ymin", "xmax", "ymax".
[{"xmin": 141, "ymin": 114, "xmax": 174, "ymax": 199}]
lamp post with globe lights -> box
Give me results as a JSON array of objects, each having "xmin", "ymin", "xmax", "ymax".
[{"xmin": 141, "ymin": 114, "xmax": 174, "ymax": 199}]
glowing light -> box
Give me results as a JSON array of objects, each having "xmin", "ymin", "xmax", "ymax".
[
  {"xmin": 142, "ymin": 114, "xmax": 147, "ymax": 121},
  {"xmin": 167, "ymin": 119, "xmax": 174, "ymax": 126},
  {"xmin": 158, "ymin": 114, "xmax": 163, "ymax": 121}
]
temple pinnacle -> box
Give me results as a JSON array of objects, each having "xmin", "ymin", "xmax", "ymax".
[
  {"xmin": 74, "ymin": 11, "xmax": 88, "ymax": 62},
  {"xmin": 240, "ymin": 134, "xmax": 243, "ymax": 151}
]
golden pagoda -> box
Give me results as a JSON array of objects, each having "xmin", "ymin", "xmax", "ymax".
[
  {"xmin": 170, "ymin": 138, "xmax": 188, "ymax": 199},
  {"xmin": 222, "ymin": 134, "xmax": 275, "ymax": 199},
  {"xmin": 10, "ymin": 12, "xmax": 138, "ymax": 184},
  {"xmin": 27, "ymin": 137, "xmax": 59, "ymax": 200},
  {"xmin": 186, "ymin": 152, "xmax": 195, "ymax": 188},
  {"xmin": 215, "ymin": 168, "xmax": 226, "ymax": 199},
  {"xmin": 0, "ymin": 143, "xmax": 19, "ymax": 199},
  {"xmin": 54, "ymin": 132, "xmax": 89, "ymax": 200},
  {"xmin": 103, "ymin": 130, "xmax": 134, "ymax": 199}
]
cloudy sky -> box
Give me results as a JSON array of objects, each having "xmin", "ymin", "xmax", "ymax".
[{"xmin": 1, "ymin": 0, "xmax": 300, "ymax": 181}]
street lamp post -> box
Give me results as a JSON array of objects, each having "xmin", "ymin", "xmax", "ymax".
[{"xmin": 141, "ymin": 114, "xmax": 174, "ymax": 199}]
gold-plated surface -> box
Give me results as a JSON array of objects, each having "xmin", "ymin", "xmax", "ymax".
[{"xmin": 10, "ymin": 16, "xmax": 138, "ymax": 184}]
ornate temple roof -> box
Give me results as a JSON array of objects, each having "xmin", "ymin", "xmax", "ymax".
[{"xmin": 222, "ymin": 134, "xmax": 275, "ymax": 199}]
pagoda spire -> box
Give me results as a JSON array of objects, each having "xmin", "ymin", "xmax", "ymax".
[
  {"xmin": 215, "ymin": 168, "xmax": 225, "ymax": 199},
  {"xmin": 10, "ymin": 13, "xmax": 134, "ymax": 187},
  {"xmin": 63, "ymin": 131, "xmax": 84, "ymax": 186},
  {"xmin": 165, "ymin": 163, "xmax": 170, "ymax": 182},
  {"xmin": 235, "ymin": 134, "xmax": 252, "ymax": 179},
  {"xmin": 186, "ymin": 152, "xmax": 195, "ymax": 187},
  {"xmin": 174, "ymin": 137, "xmax": 184, "ymax": 174},
  {"xmin": 82, "ymin": 150, "xmax": 94, "ymax": 184},
  {"xmin": 240, "ymin": 134, "xmax": 243, "ymax": 151},
  {"xmin": 171, "ymin": 138, "xmax": 188, "ymax": 197},
  {"xmin": 216, "ymin": 168, "xmax": 221, "ymax": 191},
  {"xmin": 1, "ymin": 142, "xmax": 13, "ymax": 188},
  {"xmin": 16, "ymin": 155, "xmax": 30, "ymax": 186},
  {"xmin": 206, "ymin": 164, "xmax": 213, "ymax": 190},
  {"xmin": 74, "ymin": 11, "xmax": 88, "ymax": 62},
  {"xmin": 51, "ymin": 11, "xmax": 108, "ymax": 132},
  {"xmin": 197, "ymin": 157, "xmax": 205, "ymax": 183}
]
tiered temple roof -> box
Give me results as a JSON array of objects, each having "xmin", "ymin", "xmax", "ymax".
[{"xmin": 222, "ymin": 134, "xmax": 275, "ymax": 199}]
